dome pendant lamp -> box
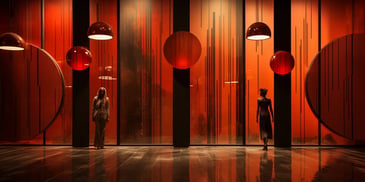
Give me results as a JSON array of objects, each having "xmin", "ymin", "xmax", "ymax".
[
  {"xmin": 0, "ymin": 32, "xmax": 25, "ymax": 51},
  {"xmin": 87, "ymin": 21, "xmax": 113, "ymax": 40},
  {"xmin": 246, "ymin": 22, "xmax": 271, "ymax": 40}
]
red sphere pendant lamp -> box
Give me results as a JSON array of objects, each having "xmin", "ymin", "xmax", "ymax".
[
  {"xmin": 270, "ymin": 51, "xmax": 295, "ymax": 75},
  {"xmin": 66, "ymin": 46, "xmax": 92, "ymax": 71}
]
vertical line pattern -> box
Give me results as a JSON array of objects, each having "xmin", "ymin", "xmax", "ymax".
[
  {"xmin": 318, "ymin": 0, "xmax": 321, "ymax": 145},
  {"xmin": 201, "ymin": 0, "xmax": 202, "ymax": 28},
  {"xmin": 327, "ymin": 42, "xmax": 329, "ymax": 111},
  {"xmin": 117, "ymin": 0, "xmax": 121, "ymax": 145},
  {"xmin": 247, "ymin": 80, "xmax": 250, "ymax": 139},
  {"xmin": 351, "ymin": 0, "xmax": 354, "ymax": 141},
  {"xmin": 295, "ymin": 27, "xmax": 297, "ymax": 93},
  {"xmin": 300, "ymin": 38, "xmax": 303, "ymax": 140},
  {"xmin": 299, "ymin": 40, "xmax": 302, "ymax": 113},
  {"xmin": 337, "ymin": 39, "xmax": 340, "ymax": 89},
  {"xmin": 331, "ymin": 43, "xmax": 333, "ymax": 90},
  {"xmin": 260, "ymin": 0, "xmax": 263, "ymax": 22},
  {"xmin": 256, "ymin": 0, "xmax": 259, "ymax": 21},
  {"xmin": 160, "ymin": 0, "xmax": 163, "ymax": 143},
  {"xmin": 351, "ymin": 35, "xmax": 354, "ymax": 140},
  {"xmin": 241, "ymin": 0, "xmax": 245, "ymax": 145},
  {"xmin": 169, "ymin": 0, "xmax": 171, "ymax": 34},
  {"xmin": 257, "ymin": 55, "xmax": 259, "ymax": 93},
  {"xmin": 27, "ymin": 48, "xmax": 31, "ymax": 138},
  {"xmin": 310, "ymin": 0, "xmax": 312, "ymax": 38},
  {"xmin": 41, "ymin": 0, "xmax": 44, "ymax": 49}
]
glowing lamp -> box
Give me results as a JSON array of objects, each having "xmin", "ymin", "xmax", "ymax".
[
  {"xmin": 246, "ymin": 22, "xmax": 271, "ymax": 40},
  {"xmin": 66, "ymin": 46, "xmax": 92, "ymax": 71},
  {"xmin": 270, "ymin": 51, "xmax": 294, "ymax": 75},
  {"xmin": 87, "ymin": 21, "xmax": 113, "ymax": 40},
  {"xmin": 163, "ymin": 31, "xmax": 201, "ymax": 69},
  {"xmin": 0, "ymin": 32, "xmax": 25, "ymax": 51}
]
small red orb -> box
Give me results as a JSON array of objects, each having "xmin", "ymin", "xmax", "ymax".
[
  {"xmin": 66, "ymin": 46, "xmax": 92, "ymax": 71},
  {"xmin": 270, "ymin": 51, "xmax": 295, "ymax": 75},
  {"xmin": 163, "ymin": 31, "xmax": 201, "ymax": 69}
]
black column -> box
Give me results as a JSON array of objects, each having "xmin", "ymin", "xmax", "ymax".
[
  {"xmin": 274, "ymin": 0, "xmax": 291, "ymax": 147},
  {"xmin": 72, "ymin": 0, "xmax": 90, "ymax": 147},
  {"xmin": 173, "ymin": 0, "xmax": 190, "ymax": 147}
]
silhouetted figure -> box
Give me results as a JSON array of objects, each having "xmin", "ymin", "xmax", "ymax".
[
  {"xmin": 92, "ymin": 87, "xmax": 110, "ymax": 149},
  {"xmin": 256, "ymin": 88, "xmax": 274, "ymax": 151}
]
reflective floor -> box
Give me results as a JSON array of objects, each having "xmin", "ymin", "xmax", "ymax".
[{"xmin": 0, "ymin": 146, "xmax": 365, "ymax": 182}]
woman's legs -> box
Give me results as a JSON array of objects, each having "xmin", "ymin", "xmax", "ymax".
[
  {"xmin": 95, "ymin": 121, "xmax": 101, "ymax": 149},
  {"xmin": 95, "ymin": 121, "xmax": 106, "ymax": 149},
  {"xmin": 99, "ymin": 121, "xmax": 106, "ymax": 149},
  {"xmin": 263, "ymin": 138, "xmax": 268, "ymax": 150},
  {"xmin": 262, "ymin": 131, "xmax": 268, "ymax": 150}
]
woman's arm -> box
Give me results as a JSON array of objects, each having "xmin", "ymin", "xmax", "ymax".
[
  {"xmin": 256, "ymin": 99, "xmax": 260, "ymax": 123},
  {"xmin": 92, "ymin": 97, "xmax": 97, "ymax": 121},
  {"xmin": 106, "ymin": 97, "xmax": 110, "ymax": 121},
  {"xmin": 269, "ymin": 99, "xmax": 274, "ymax": 122}
]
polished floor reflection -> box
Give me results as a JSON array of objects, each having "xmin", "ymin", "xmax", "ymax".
[{"xmin": 0, "ymin": 146, "xmax": 365, "ymax": 182}]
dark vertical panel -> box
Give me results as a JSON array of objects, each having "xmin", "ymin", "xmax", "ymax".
[
  {"xmin": 173, "ymin": 0, "xmax": 190, "ymax": 178},
  {"xmin": 41, "ymin": 0, "xmax": 45, "ymax": 145},
  {"xmin": 237, "ymin": 0, "xmax": 245, "ymax": 145},
  {"xmin": 274, "ymin": 0, "xmax": 291, "ymax": 179},
  {"xmin": 318, "ymin": 0, "xmax": 321, "ymax": 145},
  {"xmin": 72, "ymin": 0, "xmax": 90, "ymax": 147},
  {"xmin": 274, "ymin": 0, "xmax": 291, "ymax": 147},
  {"xmin": 117, "ymin": 0, "xmax": 120, "ymax": 146},
  {"xmin": 173, "ymin": 0, "xmax": 190, "ymax": 147},
  {"xmin": 41, "ymin": 0, "xmax": 44, "ymax": 49}
]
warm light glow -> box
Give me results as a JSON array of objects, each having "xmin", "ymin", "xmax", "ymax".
[
  {"xmin": 98, "ymin": 76, "xmax": 117, "ymax": 80},
  {"xmin": 0, "ymin": 46, "xmax": 24, "ymax": 51},
  {"xmin": 247, "ymin": 35, "xmax": 270, "ymax": 40},
  {"xmin": 104, "ymin": 66, "xmax": 112, "ymax": 71},
  {"xmin": 88, "ymin": 34, "xmax": 113, "ymax": 40},
  {"xmin": 224, "ymin": 81, "xmax": 239, "ymax": 84}
]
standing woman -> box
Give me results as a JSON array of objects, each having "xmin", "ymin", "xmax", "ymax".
[
  {"xmin": 256, "ymin": 88, "xmax": 274, "ymax": 151},
  {"xmin": 92, "ymin": 87, "xmax": 110, "ymax": 149}
]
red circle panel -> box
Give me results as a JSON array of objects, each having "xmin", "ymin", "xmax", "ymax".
[{"xmin": 163, "ymin": 31, "xmax": 202, "ymax": 69}]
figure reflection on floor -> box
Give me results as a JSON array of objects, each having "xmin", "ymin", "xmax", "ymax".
[
  {"xmin": 259, "ymin": 152, "xmax": 273, "ymax": 182},
  {"xmin": 93, "ymin": 150, "xmax": 109, "ymax": 182}
]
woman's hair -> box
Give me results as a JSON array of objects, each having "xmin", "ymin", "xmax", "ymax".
[
  {"xmin": 97, "ymin": 87, "xmax": 107, "ymax": 99},
  {"xmin": 260, "ymin": 88, "xmax": 268, "ymax": 96}
]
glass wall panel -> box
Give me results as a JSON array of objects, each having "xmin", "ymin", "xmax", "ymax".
[
  {"xmin": 291, "ymin": 0, "xmax": 319, "ymax": 145},
  {"xmin": 0, "ymin": 0, "xmax": 44, "ymax": 145},
  {"xmin": 245, "ymin": 0, "xmax": 274, "ymax": 145},
  {"xmin": 45, "ymin": 0, "xmax": 73, "ymax": 145},
  {"xmin": 89, "ymin": 0, "xmax": 118, "ymax": 144},
  {"xmin": 190, "ymin": 0, "xmax": 244, "ymax": 144},
  {"xmin": 119, "ymin": 0, "xmax": 173, "ymax": 144}
]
